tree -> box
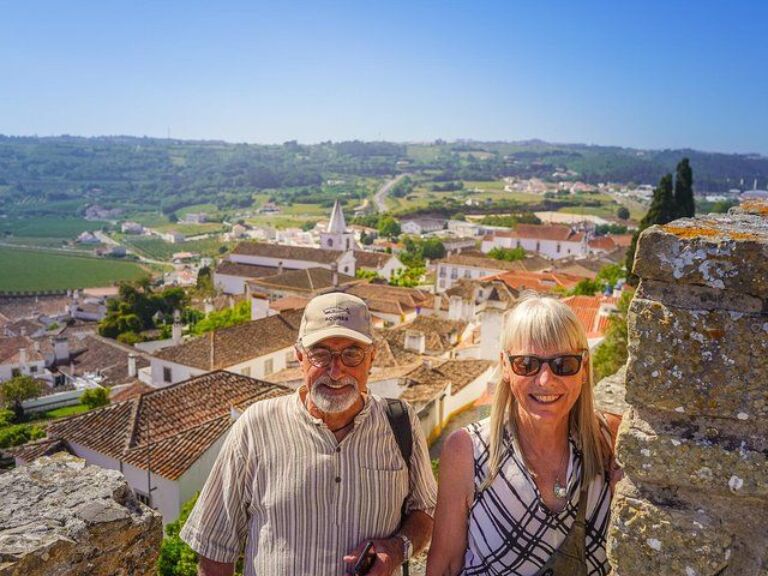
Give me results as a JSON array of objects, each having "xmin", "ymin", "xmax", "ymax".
[
  {"xmin": 625, "ymin": 173, "xmax": 677, "ymax": 284},
  {"xmin": 488, "ymin": 246, "xmax": 526, "ymax": 262},
  {"xmin": 616, "ymin": 206, "xmax": 630, "ymax": 220},
  {"xmin": 377, "ymin": 215, "xmax": 401, "ymax": 240},
  {"xmin": 157, "ymin": 494, "xmax": 200, "ymax": 576},
  {"xmin": 595, "ymin": 263, "xmax": 624, "ymax": 289},
  {"xmin": 674, "ymin": 158, "xmax": 695, "ymax": 218},
  {"xmin": 568, "ymin": 279, "xmax": 602, "ymax": 296},
  {"xmin": 421, "ymin": 238, "xmax": 446, "ymax": 260},
  {"xmin": 195, "ymin": 266, "xmax": 214, "ymax": 295},
  {"xmin": 0, "ymin": 375, "xmax": 43, "ymax": 420},
  {"xmin": 592, "ymin": 290, "xmax": 633, "ymax": 381},
  {"xmin": 80, "ymin": 387, "xmax": 110, "ymax": 410}
]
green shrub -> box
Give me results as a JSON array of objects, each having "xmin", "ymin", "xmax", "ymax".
[
  {"xmin": 157, "ymin": 494, "xmax": 200, "ymax": 576},
  {"xmin": 0, "ymin": 423, "xmax": 45, "ymax": 449},
  {"xmin": 80, "ymin": 387, "xmax": 110, "ymax": 410}
]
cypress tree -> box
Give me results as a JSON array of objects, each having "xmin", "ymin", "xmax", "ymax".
[
  {"xmin": 674, "ymin": 158, "xmax": 695, "ymax": 218},
  {"xmin": 626, "ymin": 173, "xmax": 676, "ymax": 284}
]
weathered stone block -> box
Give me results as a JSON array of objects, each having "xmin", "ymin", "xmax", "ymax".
[
  {"xmin": 608, "ymin": 478, "xmax": 768, "ymax": 576},
  {"xmin": 633, "ymin": 214, "xmax": 768, "ymax": 298},
  {"xmin": 616, "ymin": 408, "xmax": 768, "ymax": 500},
  {"xmin": 626, "ymin": 296, "xmax": 768, "ymax": 420},
  {"xmin": 0, "ymin": 454, "xmax": 162, "ymax": 576}
]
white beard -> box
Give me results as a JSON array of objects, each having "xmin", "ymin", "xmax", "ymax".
[{"xmin": 310, "ymin": 374, "xmax": 360, "ymax": 414}]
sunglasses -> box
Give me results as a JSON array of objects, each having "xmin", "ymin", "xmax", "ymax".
[
  {"xmin": 306, "ymin": 346, "xmax": 367, "ymax": 368},
  {"xmin": 506, "ymin": 353, "xmax": 584, "ymax": 377}
]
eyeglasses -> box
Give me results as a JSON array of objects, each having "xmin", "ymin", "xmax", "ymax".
[
  {"xmin": 306, "ymin": 346, "xmax": 367, "ymax": 368},
  {"xmin": 506, "ymin": 354, "xmax": 584, "ymax": 377}
]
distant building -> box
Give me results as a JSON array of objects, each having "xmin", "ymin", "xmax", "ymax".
[
  {"xmin": 76, "ymin": 232, "xmax": 100, "ymax": 245},
  {"xmin": 353, "ymin": 250, "xmax": 404, "ymax": 281},
  {"xmin": 161, "ymin": 231, "xmax": 186, "ymax": 244},
  {"xmin": 121, "ymin": 222, "xmax": 144, "ymax": 234},
  {"xmin": 434, "ymin": 253, "xmax": 550, "ymax": 293},
  {"xmin": 400, "ymin": 218, "xmax": 446, "ymax": 236},
  {"xmin": 481, "ymin": 224, "xmax": 589, "ymax": 260},
  {"xmin": 246, "ymin": 267, "xmax": 359, "ymax": 303},
  {"xmin": 183, "ymin": 213, "xmax": 207, "ymax": 224},
  {"xmin": 320, "ymin": 200, "xmax": 357, "ymax": 252}
]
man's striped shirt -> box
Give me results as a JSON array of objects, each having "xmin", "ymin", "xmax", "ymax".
[{"xmin": 180, "ymin": 390, "xmax": 437, "ymax": 576}]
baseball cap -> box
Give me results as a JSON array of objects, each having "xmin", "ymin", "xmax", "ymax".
[{"xmin": 298, "ymin": 292, "xmax": 373, "ymax": 348}]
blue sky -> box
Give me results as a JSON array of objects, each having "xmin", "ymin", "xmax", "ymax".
[{"xmin": 1, "ymin": 0, "xmax": 767, "ymax": 154}]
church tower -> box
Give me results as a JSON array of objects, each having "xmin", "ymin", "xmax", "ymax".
[{"xmin": 320, "ymin": 199, "xmax": 356, "ymax": 251}]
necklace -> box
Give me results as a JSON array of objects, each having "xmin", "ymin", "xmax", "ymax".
[{"xmin": 520, "ymin": 436, "xmax": 570, "ymax": 499}]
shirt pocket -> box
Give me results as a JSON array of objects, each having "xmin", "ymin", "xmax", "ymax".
[{"xmin": 356, "ymin": 467, "xmax": 409, "ymax": 535}]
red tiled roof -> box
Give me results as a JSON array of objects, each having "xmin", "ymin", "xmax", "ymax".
[
  {"xmin": 560, "ymin": 295, "xmax": 620, "ymax": 338},
  {"xmin": 154, "ymin": 309, "xmax": 303, "ymax": 370},
  {"xmin": 400, "ymin": 359, "xmax": 493, "ymax": 404},
  {"xmin": 3, "ymin": 438, "xmax": 68, "ymax": 462},
  {"xmin": 42, "ymin": 371, "xmax": 290, "ymax": 480},
  {"xmin": 232, "ymin": 242, "xmax": 344, "ymax": 264},
  {"xmin": 484, "ymin": 270, "xmax": 582, "ymax": 293},
  {"xmin": 588, "ymin": 236, "xmax": 616, "ymax": 251},
  {"xmin": 215, "ymin": 261, "xmax": 278, "ymax": 279},
  {"xmin": 488, "ymin": 224, "xmax": 585, "ymax": 242},
  {"xmin": 247, "ymin": 267, "xmax": 357, "ymax": 294},
  {"xmin": 0, "ymin": 335, "xmax": 44, "ymax": 364},
  {"xmin": 269, "ymin": 296, "xmax": 310, "ymax": 312},
  {"xmin": 353, "ymin": 250, "xmax": 396, "ymax": 269}
]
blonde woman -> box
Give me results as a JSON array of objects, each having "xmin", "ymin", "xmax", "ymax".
[{"xmin": 426, "ymin": 293, "xmax": 621, "ymax": 576}]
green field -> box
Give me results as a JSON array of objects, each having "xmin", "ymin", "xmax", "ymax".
[
  {"xmin": 0, "ymin": 247, "xmax": 148, "ymax": 292},
  {"xmin": 0, "ymin": 217, "xmax": 109, "ymax": 238},
  {"xmin": 123, "ymin": 236, "xmax": 234, "ymax": 260},
  {"xmin": 153, "ymin": 222, "xmax": 227, "ymax": 235}
]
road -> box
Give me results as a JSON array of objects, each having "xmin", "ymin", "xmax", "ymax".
[{"xmin": 373, "ymin": 173, "xmax": 411, "ymax": 213}]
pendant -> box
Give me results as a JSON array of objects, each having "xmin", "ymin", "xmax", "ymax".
[{"xmin": 553, "ymin": 482, "xmax": 568, "ymax": 499}]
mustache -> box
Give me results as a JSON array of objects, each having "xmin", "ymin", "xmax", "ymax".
[{"xmin": 314, "ymin": 374, "xmax": 358, "ymax": 389}]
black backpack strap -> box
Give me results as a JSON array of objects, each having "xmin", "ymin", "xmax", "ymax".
[
  {"xmin": 385, "ymin": 398, "xmax": 412, "ymax": 472},
  {"xmin": 385, "ymin": 398, "xmax": 413, "ymax": 576}
]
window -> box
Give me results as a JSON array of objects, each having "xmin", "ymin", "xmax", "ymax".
[
  {"xmin": 241, "ymin": 366, "xmax": 251, "ymax": 377},
  {"xmin": 264, "ymin": 358, "xmax": 274, "ymax": 376},
  {"xmin": 29, "ymin": 365, "xmax": 38, "ymax": 373},
  {"xmin": 163, "ymin": 367, "xmax": 172, "ymax": 383},
  {"xmin": 286, "ymin": 350, "xmax": 298, "ymax": 367},
  {"xmin": 134, "ymin": 490, "xmax": 151, "ymax": 507},
  {"xmin": 439, "ymin": 266, "xmax": 446, "ymax": 278},
  {"xmin": 516, "ymin": 240, "xmax": 521, "ymax": 248},
  {"xmin": 327, "ymin": 238, "xmax": 333, "ymax": 247},
  {"xmin": 11, "ymin": 368, "xmax": 20, "ymax": 377},
  {"xmin": 464, "ymin": 269, "xmax": 471, "ymax": 278},
  {"xmin": 344, "ymin": 266, "xmax": 349, "ymax": 273},
  {"xmin": 450, "ymin": 267, "xmax": 458, "ymax": 280},
  {"xmin": 557, "ymin": 243, "xmax": 561, "ymax": 253},
  {"xmin": 536, "ymin": 241, "xmax": 540, "ymax": 252},
  {"xmin": 439, "ymin": 279, "xmax": 445, "ymax": 289},
  {"xmin": 346, "ymin": 238, "xmax": 350, "ymax": 250}
]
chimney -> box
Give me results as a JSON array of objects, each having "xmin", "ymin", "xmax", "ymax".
[
  {"xmin": 404, "ymin": 330, "xmax": 426, "ymax": 355},
  {"xmin": 251, "ymin": 292, "xmax": 270, "ymax": 320},
  {"xmin": 278, "ymin": 260, "xmax": 284, "ymax": 275},
  {"xmin": 448, "ymin": 295, "xmax": 463, "ymax": 321},
  {"xmin": 172, "ymin": 309, "xmax": 182, "ymax": 345},
  {"xmin": 53, "ymin": 335, "xmax": 70, "ymax": 363},
  {"xmin": 33, "ymin": 340, "xmax": 40, "ymax": 353},
  {"xmin": 422, "ymin": 358, "xmax": 432, "ymax": 370},
  {"xmin": 19, "ymin": 348, "xmax": 27, "ymax": 366},
  {"xmin": 331, "ymin": 262, "xmax": 339, "ymax": 288},
  {"xmin": 20, "ymin": 326, "xmax": 26, "ymax": 337},
  {"xmin": 204, "ymin": 298, "xmax": 214, "ymax": 315},
  {"xmin": 127, "ymin": 353, "xmax": 137, "ymax": 378}
]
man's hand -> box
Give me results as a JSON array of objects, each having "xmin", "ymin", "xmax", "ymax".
[{"xmin": 342, "ymin": 537, "xmax": 403, "ymax": 575}]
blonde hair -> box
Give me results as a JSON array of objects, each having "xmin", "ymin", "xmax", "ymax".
[{"xmin": 481, "ymin": 292, "xmax": 609, "ymax": 491}]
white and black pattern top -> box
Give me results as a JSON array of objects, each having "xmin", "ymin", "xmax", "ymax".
[{"xmin": 460, "ymin": 418, "xmax": 612, "ymax": 576}]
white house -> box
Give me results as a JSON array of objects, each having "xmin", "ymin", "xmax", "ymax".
[
  {"xmin": 434, "ymin": 253, "xmax": 549, "ymax": 293},
  {"xmin": 400, "ymin": 218, "xmax": 446, "ymax": 236},
  {"xmin": 481, "ymin": 224, "xmax": 589, "ymax": 260},
  {"xmin": 352, "ymin": 250, "xmax": 405, "ymax": 281},
  {"xmin": 149, "ymin": 309, "xmax": 303, "ymax": 387},
  {"xmin": 0, "ymin": 336, "xmax": 46, "ymax": 382},
  {"xmin": 76, "ymin": 232, "xmax": 100, "ymax": 244},
  {"xmin": 8, "ymin": 371, "xmax": 291, "ymax": 524},
  {"xmin": 213, "ymin": 261, "xmax": 278, "ymax": 295}
]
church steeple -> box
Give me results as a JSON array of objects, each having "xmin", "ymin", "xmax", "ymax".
[
  {"xmin": 320, "ymin": 199, "xmax": 356, "ymax": 252},
  {"xmin": 327, "ymin": 199, "xmax": 347, "ymax": 234}
]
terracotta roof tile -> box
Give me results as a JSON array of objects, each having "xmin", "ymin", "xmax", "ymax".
[
  {"xmin": 0, "ymin": 335, "xmax": 44, "ymax": 364},
  {"xmin": 247, "ymin": 267, "xmax": 357, "ymax": 294},
  {"xmin": 57, "ymin": 335, "xmax": 150, "ymax": 387},
  {"xmin": 232, "ymin": 242, "xmax": 344, "ymax": 264},
  {"xmin": 3, "ymin": 438, "xmax": 68, "ymax": 462},
  {"xmin": 399, "ymin": 359, "xmax": 493, "ymax": 404},
  {"xmin": 489, "ymin": 224, "xmax": 585, "ymax": 242},
  {"xmin": 154, "ymin": 310, "xmax": 303, "ymax": 370},
  {"xmin": 215, "ymin": 261, "xmax": 278, "ymax": 279},
  {"xmin": 483, "ymin": 270, "xmax": 583, "ymax": 293},
  {"xmin": 353, "ymin": 250, "xmax": 395, "ymax": 269},
  {"xmin": 42, "ymin": 371, "xmax": 291, "ymax": 480}
]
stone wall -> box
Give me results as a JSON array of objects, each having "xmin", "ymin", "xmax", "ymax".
[
  {"xmin": 607, "ymin": 202, "xmax": 768, "ymax": 575},
  {"xmin": 0, "ymin": 454, "xmax": 162, "ymax": 576}
]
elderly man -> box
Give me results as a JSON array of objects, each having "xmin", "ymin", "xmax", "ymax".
[{"xmin": 181, "ymin": 292, "xmax": 437, "ymax": 576}]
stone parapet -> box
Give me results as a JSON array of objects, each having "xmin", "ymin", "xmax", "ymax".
[
  {"xmin": 607, "ymin": 202, "xmax": 768, "ymax": 575},
  {"xmin": 0, "ymin": 454, "xmax": 162, "ymax": 576}
]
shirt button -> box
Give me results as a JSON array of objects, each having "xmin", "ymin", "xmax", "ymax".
[
  {"xmin": 335, "ymin": 476, "xmax": 341, "ymax": 483},
  {"xmin": 335, "ymin": 447, "xmax": 341, "ymax": 453}
]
